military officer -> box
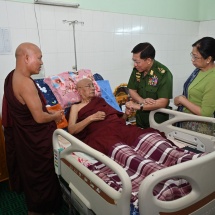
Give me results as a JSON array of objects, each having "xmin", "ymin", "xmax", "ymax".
[{"xmin": 127, "ymin": 42, "xmax": 173, "ymax": 128}]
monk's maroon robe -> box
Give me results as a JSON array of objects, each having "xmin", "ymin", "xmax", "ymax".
[
  {"xmin": 2, "ymin": 70, "xmax": 62, "ymax": 213},
  {"xmin": 74, "ymin": 97, "xmax": 154, "ymax": 155}
]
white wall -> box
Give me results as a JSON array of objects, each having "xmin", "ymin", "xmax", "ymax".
[
  {"xmin": 199, "ymin": 20, "xmax": 215, "ymax": 38},
  {"xmin": 0, "ymin": 0, "xmax": 213, "ymax": 112}
]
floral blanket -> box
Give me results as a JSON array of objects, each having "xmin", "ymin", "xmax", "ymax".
[{"xmin": 87, "ymin": 131, "xmax": 205, "ymax": 210}]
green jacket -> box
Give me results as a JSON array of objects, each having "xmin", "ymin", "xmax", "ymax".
[
  {"xmin": 184, "ymin": 67, "xmax": 215, "ymax": 117},
  {"xmin": 127, "ymin": 60, "xmax": 173, "ymax": 128}
]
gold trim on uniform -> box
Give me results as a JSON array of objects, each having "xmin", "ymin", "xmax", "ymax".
[
  {"xmin": 136, "ymin": 72, "xmax": 141, "ymax": 82},
  {"xmin": 150, "ymin": 70, "xmax": 154, "ymax": 76}
]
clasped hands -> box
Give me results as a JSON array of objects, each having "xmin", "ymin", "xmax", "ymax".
[
  {"xmin": 48, "ymin": 109, "xmax": 64, "ymax": 124},
  {"xmin": 174, "ymin": 95, "xmax": 186, "ymax": 106},
  {"xmin": 125, "ymin": 98, "xmax": 156, "ymax": 114}
]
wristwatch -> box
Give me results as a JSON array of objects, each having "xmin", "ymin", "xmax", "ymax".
[{"xmin": 139, "ymin": 103, "xmax": 144, "ymax": 111}]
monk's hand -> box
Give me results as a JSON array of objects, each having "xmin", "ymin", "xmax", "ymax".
[
  {"xmin": 125, "ymin": 101, "xmax": 134, "ymax": 109},
  {"xmin": 93, "ymin": 111, "xmax": 106, "ymax": 121},
  {"xmin": 54, "ymin": 110, "xmax": 64, "ymax": 124},
  {"xmin": 126, "ymin": 101, "xmax": 138, "ymax": 111},
  {"xmin": 125, "ymin": 107, "xmax": 133, "ymax": 116}
]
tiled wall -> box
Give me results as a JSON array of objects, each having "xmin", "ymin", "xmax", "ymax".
[
  {"xmin": 199, "ymin": 20, "xmax": 215, "ymax": 38},
  {"xmin": 0, "ymin": 0, "xmax": 214, "ymax": 111}
]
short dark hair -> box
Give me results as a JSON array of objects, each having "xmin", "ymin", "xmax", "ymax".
[
  {"xmin": 131, "ymin": 42, "xmax": 155, "ymax": 60},
  {"xmin": 192, "ymin": 37, "xmax": 215, "ymax": 61}
]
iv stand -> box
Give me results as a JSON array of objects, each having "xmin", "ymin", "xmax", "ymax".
[{"xmin": 63, "ymin": 20, "xmax": 84, "ymax": 71}]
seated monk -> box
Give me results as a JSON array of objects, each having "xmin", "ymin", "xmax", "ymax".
[{"xmin": 68, "ymin": 78, "xmax": 162, "ymax": 155}]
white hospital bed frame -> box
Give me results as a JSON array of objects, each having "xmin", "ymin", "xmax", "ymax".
[{"xmin": 53, "ymin": 108, "xmax": 215, "ymax": 215}]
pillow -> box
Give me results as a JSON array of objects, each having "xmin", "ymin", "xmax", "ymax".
[
  {"xmin": 34, "ymin": 78, "xmax": 58, "ymax": 106},
  {"xmin": 93, "ymin": 73, "xmax": 104, "ymax": 81},
  {"xmin": 97, "ymin": 80, "xmax": 121, "ymax": 112},
  {"xmin": 44, "ymin": 69, "xmax": 101, "ymax": 109}
]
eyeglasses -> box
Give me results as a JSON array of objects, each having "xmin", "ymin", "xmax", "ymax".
[
  {"xmin": 79, "ymin": 83, "xmax": 95, "ymax": 89},
  {"xmin": 133, "ymin": 59, "xmax": 145, "ymax": 65},
  {"xmin": 190, "ymin": 52, "xmax": 202, "ymax": 61}
]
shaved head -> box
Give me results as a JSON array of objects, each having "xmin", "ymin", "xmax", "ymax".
[
  {"xmin": 15, "ymin": 42, "xmax": 41, "ymax": 59},
  {"xmin": 76, "ymin": 78, "xmax": 92, "ymax": 88},
  {"xmin": 14, "ymin": 42, "xmax": 43, "ymax": 76},
  {"xmin": 76, "ymin": 78, "xmax": 95, "ymax": 100}
]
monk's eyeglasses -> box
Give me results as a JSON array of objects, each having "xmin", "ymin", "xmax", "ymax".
[
  {"xmin": 79, "ymin": 83, "xmax": 95, "ymax": 89},
  {"xmin": 190, "ymin": 52, "xmax": 202, "ymax": 61}
]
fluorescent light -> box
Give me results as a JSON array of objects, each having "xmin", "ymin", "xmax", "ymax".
[{"xmin": 34, "ymin": 0, "xmax": 80, "ymax": 8}]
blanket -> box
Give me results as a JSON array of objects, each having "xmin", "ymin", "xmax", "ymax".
[{"xmin": 88, "ymin": 131, "xmax": 204, "ymax": 208}]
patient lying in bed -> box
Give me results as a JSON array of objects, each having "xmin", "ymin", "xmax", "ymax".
[
  {"xmin": 66, "ymin": 78, "xmax": 206, "ymax": 209},
  {"xmin": 68, "ymin": 78, "xmax": 156, "ymax": 155}
]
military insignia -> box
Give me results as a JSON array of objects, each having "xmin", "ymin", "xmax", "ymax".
[
  {"xmin": 150, "ymin": 70, "xmax": 154, "ymax": 76},
  {"xmin": 158, "ymin": 67, "xmax": 165, "ymax": 74},
  {"xmin": 148, "ymin": 75, "xmax": 158, "ymax": 86},
  {"xmin": 136, "ymin": 72, "xmax": 141, "ymax": 82}
]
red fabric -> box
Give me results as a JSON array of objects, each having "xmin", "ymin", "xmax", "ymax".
[
  {"xmin": 74, "ymin": 96, "xmax": 152, "ymax": 155},
  {"xmin": 2, "ymin": 70, "xmax": 62, "ymax": 213}
]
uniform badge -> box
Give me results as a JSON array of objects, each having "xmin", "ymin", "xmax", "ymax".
[
  {"xmin": 136, "ymin": 72, "xmax": 141, "ymax": 82},
  {"xmin": 150, "ymin": 70, "xmax": 154, "ymax": 76},
  {"xmin": 148, "ymin": 75, "xmax": 158, "ymax": 86},
  {"xmin": 158, "ymin": 67, "xmax": 165, "ymax": 74}
]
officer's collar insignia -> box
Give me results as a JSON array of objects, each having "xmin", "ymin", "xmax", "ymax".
[{"xmin": 150, "ymin": 70, "xmax": 154, "ymax": 76}]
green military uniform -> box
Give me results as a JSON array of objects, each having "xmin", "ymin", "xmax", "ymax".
[{"xmin": 127, "ymin": 60, "xmax": 173, "ymax": 128}]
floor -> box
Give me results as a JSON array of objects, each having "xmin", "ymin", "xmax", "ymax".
[{"xmin": 0, "ymin": 180, "xmax": 70, "ymax": 215}]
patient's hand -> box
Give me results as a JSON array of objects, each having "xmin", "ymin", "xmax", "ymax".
[
  {"xmin": 126, "ymin": 101, "xmax": 138, "ymax": 110},
  {"xmin": 125, "ymin": 107, "xmax": 134, "ymax": 116},
  {"xmin": 90, "ymin": 111, "xmax": 106, "ymax": 121}
]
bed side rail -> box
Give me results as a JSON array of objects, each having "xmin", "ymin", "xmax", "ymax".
[
  {"xmin": 149, "ymin": 108, "xmax": 215, "ymax": 152},
  {"xmin": 53, "ymin": 129, "xmax": 132, "ymax": 215},
  {"xmin": 139, "ymin": 150, "xmax": 215, "ymax": 215}
]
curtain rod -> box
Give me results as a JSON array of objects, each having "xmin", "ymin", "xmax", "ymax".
[{"xmin": 34, "ymin": 0, "xmax": 80, "ymax": 8}]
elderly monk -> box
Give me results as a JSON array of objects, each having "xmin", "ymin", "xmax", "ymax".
[
  {"xmin": 68, "ymin": 78, "xmax": 157, "ymax": 155},
  {"xmin": 2, "ymin": 42, "xmax": 63, "ymax": 215}
]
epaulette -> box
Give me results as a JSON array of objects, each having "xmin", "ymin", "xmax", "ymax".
[{"xmin": 158, "ymin": 67, "xmax": 166, "ymax": 74}]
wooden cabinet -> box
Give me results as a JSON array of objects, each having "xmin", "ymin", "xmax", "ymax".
[{"xmin": 0, "ymin": 118, "xmax": 9, "ymax": 182}]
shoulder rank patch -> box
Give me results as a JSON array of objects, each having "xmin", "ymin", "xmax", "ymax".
[{"xmin": 158, "ymin": 67, "xmax": 165, "ymax": 74}]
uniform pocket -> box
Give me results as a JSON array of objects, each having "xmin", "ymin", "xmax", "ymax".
[{"xmin": 145, "ymin": 85, "xmax": 158, "ymax": 99}]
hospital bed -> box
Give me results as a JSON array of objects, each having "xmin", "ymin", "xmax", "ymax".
[
  {"xmin": 34, "ymin": 70, "xmax": 215, "ymax": 214},
  {"xmin": 53, "ymin": 108, "xmax": 215, "ymax": 215}
]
